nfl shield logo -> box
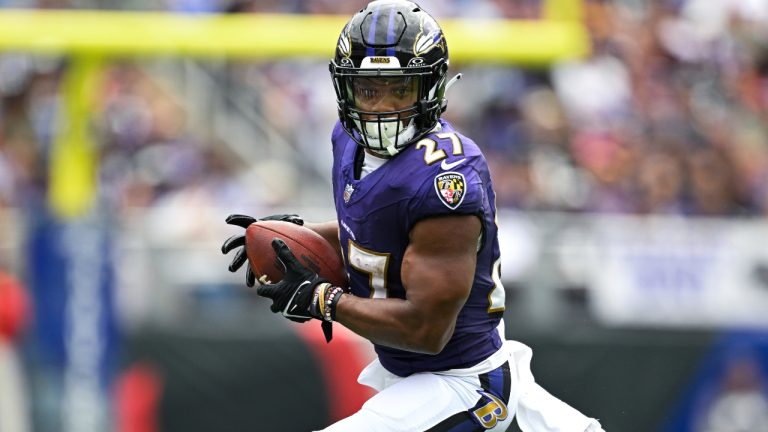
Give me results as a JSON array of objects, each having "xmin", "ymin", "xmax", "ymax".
[
  {"xmin": 434, "ymin": 172, "xmax": 466, "ymax": 209},
  {"xmin": 343, "ymin": 183, "xmax": 355, "ymax": 203}
]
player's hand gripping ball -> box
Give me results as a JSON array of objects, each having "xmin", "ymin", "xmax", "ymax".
[
  {"xmin": 221, "ymin": 214, "xmax": 347, "ymax": 289},
  {"xmin": 222, "ymin": 214, "xmax": 304, "ymax": 286},
  {"xmin": 256, "ymin": 238, "xmax": 330, "ymax": 322}
]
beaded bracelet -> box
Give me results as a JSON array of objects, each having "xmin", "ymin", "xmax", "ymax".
[{"xmin": 324, "ymin": 286, "xmax": 345, "ymax": 322}]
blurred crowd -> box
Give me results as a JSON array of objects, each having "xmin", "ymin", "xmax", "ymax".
[
  {"xmin": 2, "ymin": 3, "xmax": 768, "ymax": 431},
  {"xmin": 468, "ymin": 0, "xmax": 768, "ymax": 217},
  {"xmin": 1, "ymin": 0, "xmax": 768, "ymax": 220},
  {"xmin": 1, "ymin": 2, "xmax": 767, "ymax": 430}
]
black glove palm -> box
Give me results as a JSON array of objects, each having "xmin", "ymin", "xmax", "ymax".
[{"xmin": 221, "ymin": 213, "xmax": 303, "ymax": 287}]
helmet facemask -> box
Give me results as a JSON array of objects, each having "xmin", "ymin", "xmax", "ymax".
[{"xmin": 332, "ymin": 61, "xmax": 446, "ymax": 156}]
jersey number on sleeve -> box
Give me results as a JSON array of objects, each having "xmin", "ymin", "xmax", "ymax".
[
  {"xmin": 415, "ymin": 132, "xmax": 464, "ymax": 165},
  {"xmin": 348, "ymin": 240, "xmax": 390, "ymax": 299}
]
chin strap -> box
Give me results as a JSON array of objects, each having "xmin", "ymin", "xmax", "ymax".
[
  {"xmin": 377, "ymin": 122, "xmax": 404, "ymax": 156},
  {"xmin": 385, "ymin": 142, "xmax": 399, "ymax": 156}
]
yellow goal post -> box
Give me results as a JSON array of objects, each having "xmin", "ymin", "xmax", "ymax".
[{"xmin": 0, "ymin": 1, "xmax": 589, "ymax": 219}]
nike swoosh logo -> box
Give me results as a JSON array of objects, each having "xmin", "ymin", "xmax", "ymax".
[
  {"xmin": 440, "ymin": 158, "xmax": 466, "ymax": 170},
  {"xmin": 283, "ymin": 281, "xmax": 312, "ymax": 316}
]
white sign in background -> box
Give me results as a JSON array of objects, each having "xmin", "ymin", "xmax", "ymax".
[{"xmin": 585, "ymin": 217, "xmax": 768, "ymax": 328}]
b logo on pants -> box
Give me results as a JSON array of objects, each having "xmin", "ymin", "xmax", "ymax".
[{"xmin": 472, "ymin": 391, "xmax": 508, "ymax": 429}]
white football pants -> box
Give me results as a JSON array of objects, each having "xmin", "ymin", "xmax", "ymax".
[{"xmin": 319, "ymin": 340, "xmax": 605, "ymax": 432}]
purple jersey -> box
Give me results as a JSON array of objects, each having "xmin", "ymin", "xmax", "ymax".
[{"xmin": 331, "ymin": 119, "xmax": 505, "ymax": 377}]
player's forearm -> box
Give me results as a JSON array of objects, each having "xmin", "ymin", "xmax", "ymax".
[
  {"xmin": 334, "ymin": 294, "xmax": 454, "ymax": 354},
  {"xmin": 304, "ymin": 220, "xmax": 341, "ymax": 256}
]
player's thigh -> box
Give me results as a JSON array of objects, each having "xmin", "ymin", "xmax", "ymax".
[{"xmin": 321, "ymin": 372, "xmax": 512, "ymax": 432}]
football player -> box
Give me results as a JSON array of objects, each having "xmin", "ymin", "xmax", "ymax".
[{"xmin": 223, "ymin": 1, "xmax": 606, "ymax": 431}]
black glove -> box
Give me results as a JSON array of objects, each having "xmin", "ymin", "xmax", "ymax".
[
  {"xmin": 257, "ymin": 239, "xmax": 343, "ymax": 342},
  {"xmin": 256, "ymin": 239, "xmax": 326, "ymax": 319},
  {"xmin": 221, "ymin": 213, "xmax": 304, "ymax": 287}
]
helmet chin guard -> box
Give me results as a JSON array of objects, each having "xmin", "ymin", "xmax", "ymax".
[{"xmin": 330, "ymin": 1, "xmax": 450, "ymax": 155}]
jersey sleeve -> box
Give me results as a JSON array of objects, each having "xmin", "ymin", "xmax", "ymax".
[{"xmin": 404, "ymin": 161, "xmax": 487, "ymax": 231}]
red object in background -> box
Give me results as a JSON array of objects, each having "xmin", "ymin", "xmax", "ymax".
[
  {"xmin": 0, "ymin": 272, "xmax": 30, "ymax": 342},
  {"xmin": 294, "ymin": 322, "xmax": 376, "ymax": 423},
  {"xmin": 115, "ymin": 363, "xmax": 163, "ymax": 432}
]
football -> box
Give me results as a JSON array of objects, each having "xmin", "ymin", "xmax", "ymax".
[{"xmin": 245, "ymin": 220, "xmax": 348, "ymax": 289}]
